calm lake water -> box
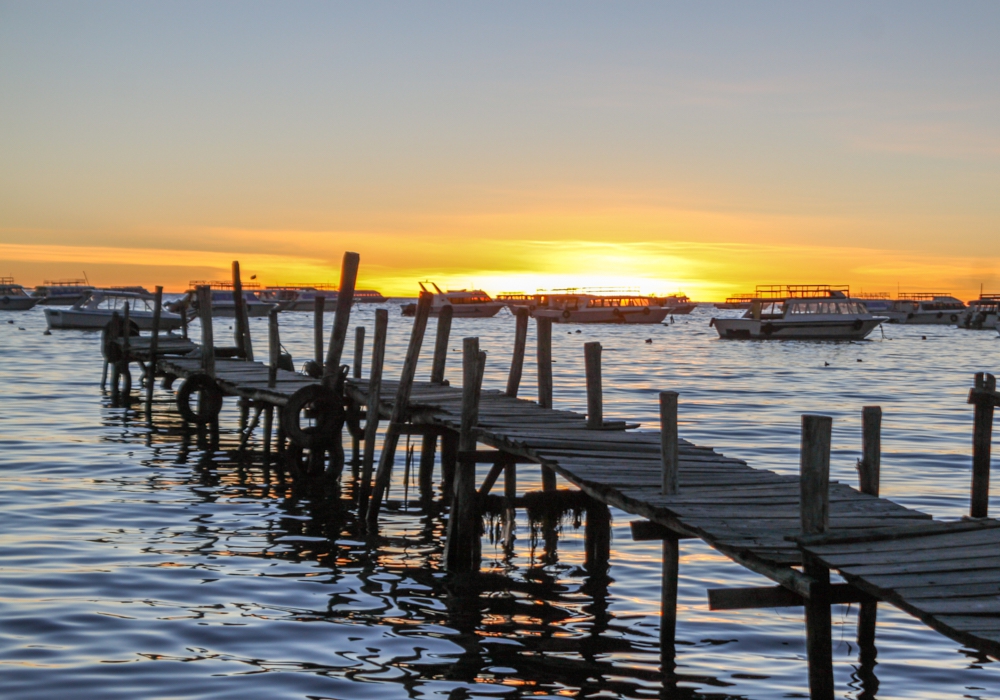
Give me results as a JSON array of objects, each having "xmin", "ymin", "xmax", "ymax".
[{"xmin": 2, "ymin": 302, "xmax": 999, "ymax": 699}]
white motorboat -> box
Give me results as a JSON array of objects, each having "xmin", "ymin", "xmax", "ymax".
[
  {"xmin": 710, "ymin": 285, "xmax": 887, "ymax": 340},
  {"xmin": 532, "ymin": 291, "xmax": 670, "ymax": 324},
  {"xmin": 882, "ymin": 293, "xmax": 967, "ymax": 324},
  {"xmin": 0, "ymin": 278, "xmax": 42, "ymax": 311},
  {"xmin": 958, "ymin": 295, "xmax": 1000, "ymax": 330},
  {"xmin": 31, "ymin": 279, "xmax": 95, "ymax": 306},
  {"xmin": 170, "ymin": 282, "xmax": 276, "ymax": 318},
  {"xmin": 855, "ymin": 293, "xmax": 893, "ymax": 313},
  {"xmin": 44, "ymin": 289, "xmax": 184, "ymax": 331},
  {"xmin": 402, "ymin": 282, "xmax": 505, "ymax": 318},
  {"xmin": 652, "ymin": 293, "xmax": 697, "ymax": 315},
  {"xmin": 259, "ymin": 285, "xmax": 387, "ymax": 311}
]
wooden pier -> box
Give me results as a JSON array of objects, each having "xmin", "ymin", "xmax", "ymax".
[{"xmin": 103, "ymin": 253, "xmax": 1000, "ymax": 698}]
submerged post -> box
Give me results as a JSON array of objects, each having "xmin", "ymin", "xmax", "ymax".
[
  {"xmin": 145, "ymin": 286, "xmax": 163, "ymax": 415},
  {"xmin": 367, "ymin": 292, "xmax": 433, "ymax": 525},
  {"xmin": 800, "ymin": 414, "xmax": 834, "ymax": 700},
  {"xmin": 970, "ymin": 372, "xmax": 997, "ymax": 518},
  {"xmin": 196, "ymin": 285, "xmax": 215, "ymax": 378},
  {"xmin": 357, "ymin": 309, "xmax": 388, "ymax": 514},
  {"xmin": 445, "ymin": 337, "xmax": 486, "ymax": 572},
  {"xmin": 314, "ymin": 294, "xmax": 325, "ymax": 365},
  {"xmin": 660, "ymin": 391, "xmax": 679, "ymax": 495},
  {"xmin": 324, "ymin": 251, "xmax": 360, "ymax": 384},
  {"xmin": 430, "ymin": 304, "xmax": 453, "ymax": 384},
  {"xmin": 506, "ymin": 307, "xmax": 529, "ymax": 397}
]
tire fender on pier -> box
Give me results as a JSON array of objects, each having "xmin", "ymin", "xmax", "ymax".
[
  {"xmin": 176, "ymin": 373, "xmax": 224, "ymax": 424},
  {"xmin": 282, "ymin": 384, "xmax": 345, "ymax": 451}
]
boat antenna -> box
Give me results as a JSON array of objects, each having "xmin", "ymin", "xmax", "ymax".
[
  {"xmin": 83, "ymin": 271, "xmax": 90, "ymax": 285},
  {"xmin": 418, "ymin": 281, "xmax": 428, "ymax": 293},
  {"xmin": 432, "ymin": 282, "xmax": 443, "ymax": 294}
]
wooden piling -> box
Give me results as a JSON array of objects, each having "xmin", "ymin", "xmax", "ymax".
[
  {"xmin": 661, "ymin": 535, "xmax": 680, "ymax": 677},
  {"xmin": 353, "ymin": 326, "xmax": 365, "ymax": 379},
  {"xmin": 800, "ymin": 414, "xmax": 834, "ymax": 700},
  {"xmin": 506, "ymin": 307, "xmax": 529, "ymax": 398},
  {"xmin": 445, "ymin": 337, "xmax": 486, "ymax": 571},
  {"xmin": 430, "ymin": 304, "xmax": 453, "ymax": 384},
  {"xmin": 121, "ymin": 301, "xmax": 131, "ymax": 361},
  {"xmin": 232, "ymin": 260, "xmax": 253, "ymax": 360},
  {"xmin": 537, "ymin": 317, "xmax": 556, "ymax": 490},
  {"xmin": 357, "ymin": 309, "xmax": 388, "ymax": 512},
  {"xmin": 196, "ymin": 285, "xmax": 215, "ymax": 378},
  {"xmin": 660, "ymin": 391, "xmax": 679, "ymax": 495},
  {"xmin": 145, "ymin": 286, "xmax": 163, "ymax": 415},
  {"xmin": 367, "ymin": 292, "xmax": 432, "ymax": 525},
  {"xmin": 314, "ymin": 294, "xmax": 325, "ymax": 365},
  {"xmin": 859, "ymin": 406, "xmax": 882, "ymax": 498},
  {"xmin": 180, "ymin": 295, "xmax": 188, "ymax": 340},
  {"xmin": 323, "ymin": 252, "xmax": 360, "ymax": 383},
  {"xmin": 268, "ymin": 308, "xmax": 280, "ymax": 389},
  {"xmin": 970, "ymin": 372, "xmax": 997, "ymax": 518},
  {"xmin": 585, "ymin": 342, "xmax": 602, "ymax": 429},
  {"xmin": 584, "ymin": 497, "xmax": 611, "ymax": 569}
]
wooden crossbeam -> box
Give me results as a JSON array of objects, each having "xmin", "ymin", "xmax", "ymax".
[{"xmin": 708, "ymin": 584, "xmax": 876, "ymax": 611}]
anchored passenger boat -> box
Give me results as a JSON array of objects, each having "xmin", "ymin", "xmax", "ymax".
[
  {"xmin": 958, "ymin": 294, "xmax": 1000, "ymax": 330},
  {"xmin": 882, "ymin": 293, "xmax": 967, "ymax": 324},
  {"xmin": 402, "ymin": 282, "xmax": 505, "ymax": 318},
  {"xmin": 31, "ymin": 279, "xmax": 95, "ymax": 306},
  {"xmin": 44, "ymin": 289, "xmax": 185, "ymax": 331},
  {"xmin": 259, "ymin": 285, "xmax": 387, "ymax": 311},
  {"xmin": 0, "ymin": 278, "xmax": 42, "ymax": 311},
  {"xmin": 532, "ymin": 290, "xmax": 670, "ymax": 324},
  {"xmin": 169, "ymin": 281, "xmax": 276, "ymax": 318},
  {"xmin": 652, "ymin": 293, "xmax": 697, "ymax": 315},
  {"xmin": 710, "ymin": 285, "xmax": 887, "ymax": 340},
  {"xmin": 714, "ymin": 294, "xmax": 754, "ymax": 310}
]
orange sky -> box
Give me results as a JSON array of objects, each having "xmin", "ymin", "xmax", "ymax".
[{"xmin": 1, "ymin": 4, "xmax": 997, "ymax": 300}]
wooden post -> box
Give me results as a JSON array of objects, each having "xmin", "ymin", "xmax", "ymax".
[
  {"xmin": 970, "ymin": 372, "xmax": 997, "ymax": 518},
  {"xmin": 660, "ymin": 392, "xmax": 679, "ymax": 495},
  {"xmin": 585, "ymin": 342, "xmax": 603, "ymax": 429},
  {"xmin": 145, "ymin": 286, "xmax": 163, "ymax": 416},
  {"xmin": 801, "ymin": 414, "xmax": 834, "ymax": 700},
  {"xmin": 856, "ymin": 406, "xmax": 881, "ymax": 671},
  {"xmin": 268, "ymin": 308, "xmax": 280, "ymax": 388},
  {"xmin": 859, "ymin": 406, "xmax": 882, "ymax": 497},
  {"xmin": 357, "ymin": 309, "xmax": 388, "ymax": 514},
  {"xmin": 232, "ymin": 260, "xmax": 253, "ymax": 360},
  {"xmin": 180, "ymin": 294, "xmax": 189, "ymax": 340},
  {"xmin": 584, "ymin": 497, "xmax": 611, "ymax": 569},
  {"xmin": 537, "ymin": 317, "xmax": 556, "ymax": 490},
  {"xmin": 196, "ymin": 285, "xmax": 215, "ymax": 378},
  {"xmin": 537, "ymin": 317, "xmax": 553, "ymax": 409},
  {"xmin": 353, "ymin": 326, "xmax": 365, "ymax": 379},
  {"xmin": 445, "ymin": 337, "xmax": 486, "ymax": 571},
  {"xmin": 314, "ymin": 294, "xmax": 325, "ymax": 365},
  {"xmin": 366, "ymin": 292, "xmax": 433, "ymax": 525},
  {"xmin": 430, "ymin": 304, "xmax": 453, "ymax": 384},
  {"xmin": 323, "ymin": 251, "xmax": 360, "ymax": 384},
  {"xmin": 121, "ymin": 301, "xmax": 131, "ymax": 361},
  {"xmin": 506, "ymin": 307, "xmax": 529, "ymax": 397},
  {"xmin": 661, "ymin": 535, "xmax": 680, "ymax": 678}
]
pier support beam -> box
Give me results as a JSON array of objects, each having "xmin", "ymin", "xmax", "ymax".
[
  {"xmin": 506, "ymin": 307, "xmax": 529, "ymax": 398},
  {"xmin": 856, "ymin": 405, "xmax": 882, "ymax": 687},
  {"xmin": 145, "ymin": 286, "xmax": 163, "ymax": 420},
  {"xmin": 536, "ymin": 317, "xmax": 556, "ymax": 491},
  {"xmin": 419, "ymin": 305, "xmax": 454, "ymax": 501},
  {"xmin": 969, "ymin": 372, "xmax": 998, "ymax": 518},
  {"xmin": 801, "ymin": 414, "xmax": 835, "ymax": 700},
  {"xmin": 357, "ymin": 309, "xmax": 388, "ymax": 516},
  {"xmin": 584, "ymin": 342, "xmax": 603, "ymax": 429}
]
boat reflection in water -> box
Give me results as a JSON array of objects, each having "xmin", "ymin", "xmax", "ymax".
[{"xmin": 711, "ymin": 285, "xmax": 887, "ymax": 340}]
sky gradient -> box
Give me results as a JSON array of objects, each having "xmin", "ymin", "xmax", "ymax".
[{"xmin": 2, "ymin": 2, "xmax": 998, "ymax": 298}]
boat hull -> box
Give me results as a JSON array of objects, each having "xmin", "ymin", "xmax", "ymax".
[
  {"xmin": 198, "ymin": 303, "xmax": 275, "ymax": 318},
  {"xmin": 401, "ymin": 303, "xmax": 504, "ymax": 318},
  {"xmin": 534, "ymin": 307, "xmax": 670, "ymax": 324},
  {"xmin": 884, "ymin": 310, "xmax": 963, "ymax": 325},
  {"xmin": 661, "ymin": 303, "xmax": 697, "ymax": 315},
  {"xmin": 712, "ymin": 317, "xmax": 883, "ymax": 340},
  {"xmin": 0, "ymin": 295, "xmax": 41, "ymax": 311},
  {"xmin": 44, "ymin": 308, "xmax": 184, "ymax": 331},
  {"xmin": 957, "ymin": 311, "xmax": 1000, "ymax": 330}
]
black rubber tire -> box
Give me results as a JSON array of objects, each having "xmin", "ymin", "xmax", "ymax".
[
  {"xmin": 281, "ymin": 384, "xmax": 344, "ymax": 451},
  {"xmin": 561, "ymin": 310, "xmax": 571, "ymax": 319},
  {"xmin": 642, "ymin": 306, "xmax": 650, "ymax": 315},
  {"xmin": 950, "ymin": 314, "xmax": 958, "ymax": 323},
  {"xmin": 852, "ymin": 319, "xmax": 864, "ymax": 331},
  {"xmin": 936, "ymin": 311, "xmax": 944, "ymax": 319},
  {"xmin": 176, "ymin": 373, "xmax": 224, "ymax": 424}
]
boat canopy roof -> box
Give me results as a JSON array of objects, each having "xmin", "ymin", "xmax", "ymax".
[
  {"xmin": 754, "ymin": 284, "xmax": 851, "ymax": 299},
  {"xmin": 188, "ymin": 280, "xmax": 262, "ymax": 290}
]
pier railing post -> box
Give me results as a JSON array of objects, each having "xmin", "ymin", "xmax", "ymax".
[
  {"xmin": 445, "ymin": 337, "xmax": 485, "ymax": 572},
  {"xmin": 268, "ymin": 308, "xmax": 280, "ymax": 389},
  {"xmin": 585, "ymin": 342, "xmax": 603, "ymax": 429},
  {"xmin": 196, "ymin": 285, "xmax": 215, "ymax": 378},
  {"xmin": 367, "ymin": 292, "xmax": 433, "ymax": 526},
  {"xmin": 856, "ymin": 406, "xmax": 882, "ymax": 685},
  {"xmin": 536, "ymin": 317, "xmax": 556, "ymax": 490},
  {"xmin": 323, "ymin": 251, "xmax": 360, "ymax": 384},
  {"xmin": 969, "ymin": 372, "xmax": 997, "ymax": 518},
  {"xmin": 145, "ymin": 286, "xmax": 163, "ymax": 417},
  {"xmin": 430, "ymin": 304, "xmax": 453, "ymax": 384},
  {"xmin": 314, "ymin": 294, "xmax": 325, "ymax": 365},
  {"xmin": 357, "ymin": 309, "xmax": 388, "ymax": 515},
  {"xmin": 801, "ymin": 414, "xmax": 834, "ymax": 700},
  {"xmin": 506, "ymin": 307, "xmax": 529, "ymax": 398}
]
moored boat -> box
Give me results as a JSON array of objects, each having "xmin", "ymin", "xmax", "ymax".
[
  {"xmin": 32, "ymin": 279, "xmax": 95, "ymax": 306},
  {"xmin": 958, "ymin": 294, "xmax": 1000, "ymax": 330},
  {"xmin": 532, "ymin": 290, "xmax": 670, "ymax": 324},
  {"xmin": 651, "ymin": 293, "xmax": 697, "ymax": 315},
  {"xmin": 710, "ymin": 285, "xmax": 887, "ymax": 340},
  {"xmin": 44, "ymin": 289, "xmax": 184, "ymax": 331},
  {"xmin": 855, "ymin": 292, "xmax": 893, "ymax": 313},
  {"xmin": 714, "ymin": 294, "xmax": 754, "ymax": 310},
  {"xmin": 402, "ymin": 282, "xmax": 505, "ymax": 318},
  {"xmin": 882, "ymin": 293, "xmax": 967, "ymax": 324},
  {"xmin": 0, "ymin": 277, "xmax": 42, "ymax": 311},
  {"xmin": 259, "ymin": 284, "xmax": 387, "ymax": 310},
  {"xmin": 169, "ymin": 281, "xmax": 276, "ymax": 318}
]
